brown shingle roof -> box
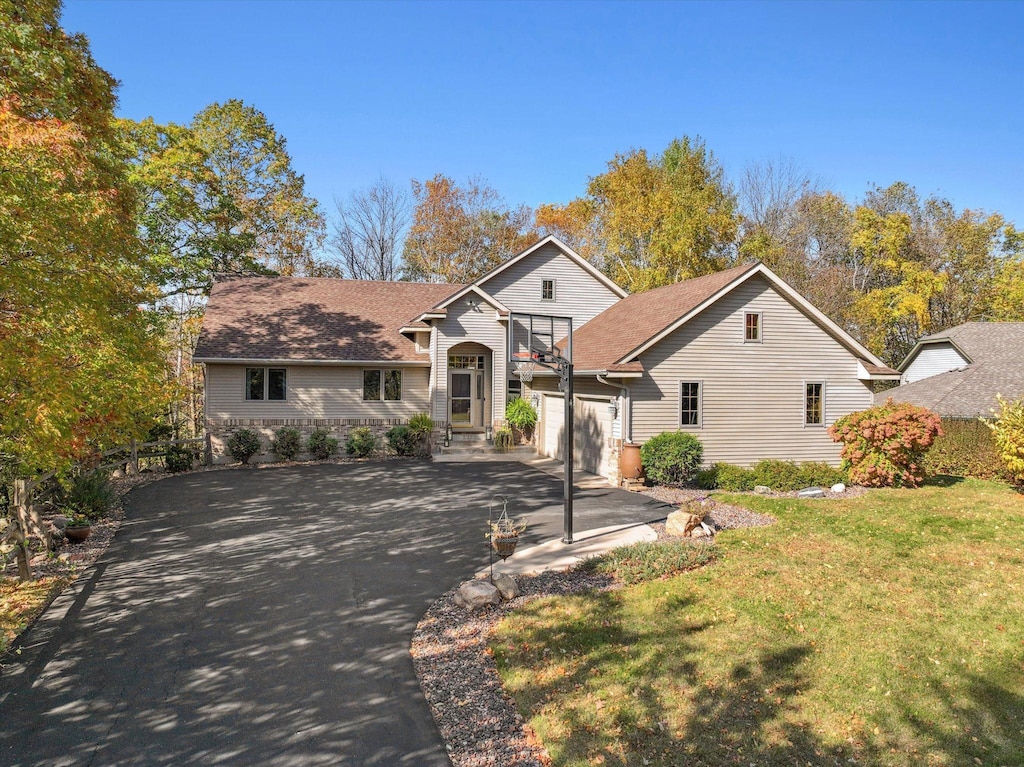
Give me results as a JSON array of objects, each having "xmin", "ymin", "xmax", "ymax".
[
  {"xmin": 861, "ymin": 360, "xmax": 901, "ymax": 377},
  {"xmin": 570, "ymin": 263, "xmax": 757, "ymax": 371},
  {"xmin": 194, "ymin": 277, "xmax": 460, "ymax": 362}
]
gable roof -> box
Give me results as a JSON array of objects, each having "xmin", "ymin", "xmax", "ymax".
[
  {"xmin": 193, "ymin": 277, "xmax": 459, "ymax": 363},
  {"xmin": 570, "ymin": 262, "xmax": 897, "ymax": 376},
  {"xmin": 884, "ymin": 322, "xmax": 1024, "ymax": 416}
]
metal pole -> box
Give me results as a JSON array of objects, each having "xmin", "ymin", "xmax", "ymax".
[{"xmin": 562, "ymin": 361, "xmax": 574, "ymax": 544}]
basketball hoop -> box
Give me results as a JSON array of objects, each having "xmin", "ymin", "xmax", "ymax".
[{"xmin": 512, "ymin": 353, "xmax": 536, "ymax": 383}]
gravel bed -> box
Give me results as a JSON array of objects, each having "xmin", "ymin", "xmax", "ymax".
[{"xmin": 640, "ymin": 485, "xmax": 777, "ymax": 530}]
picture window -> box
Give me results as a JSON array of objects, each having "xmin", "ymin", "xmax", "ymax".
[
  {"xmin": 245, "ymin": 367, "xmax": 287, "ymax": 401},
  {"xmin": 363, "ymin": 369, "xmax": 403, "ymax": 401}
]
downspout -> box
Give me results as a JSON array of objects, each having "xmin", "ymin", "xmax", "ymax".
[{"xmin": 596, "ymin": 374, "xmax": 631, "ymax": 443}]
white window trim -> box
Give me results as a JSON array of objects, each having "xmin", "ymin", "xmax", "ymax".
[
  {"xmin": 744, "ymin": 311, "xmax": 762, "ymax": 344},
  {"xmin": 678, "ymin": 380, "xmax": 703, "ymax": 429},
  {"xmin": 804, "ymin": 381, "xmax": 825, "ymax": 427},
  {"xmin": 541, "ymin": 278, "xmax": 556, "ymax": 301},
  {"xmin": 362, "ymin": 368, "xmax": 404, "ymax": 402},
  {"xmin": 244, "ymin": 366, "xmax": 288, "ymax": 401}
]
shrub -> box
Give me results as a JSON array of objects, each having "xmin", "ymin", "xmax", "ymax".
[
  {"xmin": 346, "ymin": 427, "xmax": 377, "ymax": 458},
  {"xmin": 408, "ymin": 413, "xmax": 435, "ymax": 455},
  {"xmin": 271, "ymin": 427, "xmax": 302, "ymax": 461},
  {"xmin": 505, "ymin": 398, "xmax": 538, "ymax": 434},
  {"xmin": 828, "ymin": 399, "xmax": 943, "ymax": 487},
  {"xmin": 581, "ymin": 539, "xmax": 717, "ymax": 585},
  {"xmin": 714, "ymin": 463, "xmax": 757, "ymax": 491},
  {"xmin": 640, "ymin": 432, "xmax": 703, "ymax": 486},
  {"xmin": 227, "ymin": 428, "xmax": 262, "ymax": 464},
  {"xmin": 985, "ymin": 396, "xmax": 1024, "ymax": 484},
  {"xmin": 165, "ymin": 444, "xmax": 195, "ymax": 473},
  {"xmin": 307, "ymin": 428, "xmax": 339, "ymax": 460},
  {"xmin": 386, "ymin": 426, "xmax": 417, "ymax": 456},
  {"xmin": 923, "ymin": 418, "xmax": 1006, "ymax": 480},
  {"xmin": 62, "ymin": 471, "xmax": 116, "ymax": 520},
  {"xmin": 493, "ymin": 427, "xmax": 515, "ymax": 452}
]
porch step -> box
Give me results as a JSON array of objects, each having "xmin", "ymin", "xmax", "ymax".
[{"xmin": 432, "ymin": 445, "xmax": 536, "ymax": 462}]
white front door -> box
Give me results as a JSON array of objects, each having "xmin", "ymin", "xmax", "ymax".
[{"xmin": 449, "ymin": 369, "xmax": 483, "ymax": 429}]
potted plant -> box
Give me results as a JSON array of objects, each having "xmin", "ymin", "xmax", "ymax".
[
  {"xmin": 489, "ymin": 510, "xmax": 527, "ymax": 560},
  {"xmin": 64, "ymin": 511, "xmax": 92, "ymax": 543},
  {"xmin": 504, "ymin": 398, "xmax": 538, "ymax": 444}
]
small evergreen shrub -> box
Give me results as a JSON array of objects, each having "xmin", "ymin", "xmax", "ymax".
[
  {"xmin": 386, "ymin": 426, "xmax": 417, "ymax": 456},
  {"xmin": 346, "ymin": 427, "xmax": 377, "ymax": 458},
  {"xmin": 227, "ymin": 428, "xmax": 262, "ymax": 464},
  {"xmin": 165, "ymin": 444, "xmax": 195, "ymax": 473},
  {"xmin": 828, "ymin": 399, "xmax": 943, "ymax": 487},
  {"xmin": 924, "ymin": 418, "xmax": 1005, "ymax": 480},
  {"xmin": 986, "ymin": 396, "xmax": 1024, "ymax": 485},
  {"xmin": 271, "ymin": 427, "xmax": 302, "ymax": 461},
  {"xmin": 62, "ymin": 471, "xmax": 116, "ymax": 520},
  {"xmin": 307, "ymin": 428, "xmax": 339, "ymax": 460},
  {"xmin": 493, "ymin": 427, "xmax": 515, "ymax": 452},
  {"xmin": 640, "ymin": 432, "xmax": 704, "ymax": 486},
  {"xmin": 505, "ymin": 398, "xmax": 538, "ymax": 435}
]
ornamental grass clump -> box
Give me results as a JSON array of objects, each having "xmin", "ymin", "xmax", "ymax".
[{"xmin": 828, "ymin": 398, "xmax": 942, "ymax": 487}]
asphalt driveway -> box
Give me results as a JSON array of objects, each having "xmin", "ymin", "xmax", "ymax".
[{"xmin": 0, "ymin": 460, "xmax": 668, "ymax": 766}]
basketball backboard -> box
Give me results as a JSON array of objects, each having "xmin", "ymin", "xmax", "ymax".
[{"xmin": 508, "ymin": 312, "xmax": 572, "ymax": 367}]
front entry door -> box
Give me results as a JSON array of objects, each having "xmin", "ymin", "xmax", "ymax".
[{"xmin": 449, "ymin": 370, "xmax": 483, "ymax": 429}]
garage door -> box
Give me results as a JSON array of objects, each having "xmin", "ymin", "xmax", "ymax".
[
  {"xmin": 575, "ymin": 396, "xmax": 614, "ymax": 477},
  {"xmin": 542, "ymin": 394, "xmax": 565, "ymax": 462},
  {"xmin": 540, "ymin": 394, "xmax": 614, "ymax": 477}
]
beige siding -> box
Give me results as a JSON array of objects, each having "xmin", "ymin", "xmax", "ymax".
[
  {"xmin": 432, "ymin": 297, "xmax": 507, "ymax": 425},
  {"xmin": 903, "ymin": 342, "xmax": 968, "ymax": 383},
  {"xmin": 483, "ymin": 242, "xmax": 621, "ymax": 326},
  {"xmin": 206, "ymin": 363, "xmax": 430, "ymax": 420},
  {"xmin": 630, "ymin": 275, "xmax": 873, "ymax": 466}
]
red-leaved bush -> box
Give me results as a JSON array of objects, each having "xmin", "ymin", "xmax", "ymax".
[{"xmin": 828, "ymin": 399, "xmax": 943, "ymax": 487}]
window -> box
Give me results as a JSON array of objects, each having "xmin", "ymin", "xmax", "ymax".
[
  {"xmin": 507, "ymin": 378, "xmax": 522, "ymax": 402},
  {"xmin": 541, "ymin": 279, "xmax": 555, "ymax": 301},
  {"xmin": 744, "ymin": 312, "xmax": 761, "ymax": 343},
  {"xmin": 448, "ymin": 355, "xmax": 484, "ymax": 369},
  {"xmin": 245, "ymin": 367, "xmax": 286, "ymax": 401},
  {"xmin": 679, "ymin": 381, "xmax": 702, "ymax": 427},
  {"xmin": 805, "ymin": 382, "xmax": 824, "ymax": 426},
  {"xmin": 363, "ymin": 369, "xmax": 402, "ymax": 401}
]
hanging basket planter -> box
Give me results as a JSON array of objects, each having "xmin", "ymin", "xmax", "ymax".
[
  {"xmin": 488, "ymin": 496, "xmax": 527, "ymax": 563},
  {"xmin": 492, "ymin": 533, "xmax": 520, "ymax": 560}
]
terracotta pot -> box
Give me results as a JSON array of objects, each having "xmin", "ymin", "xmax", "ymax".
[
  {"xmin": 619, "ymin": 443, "xmax": 644, "ymax": 480},
  {"xmin": 65, "ymin": 525, "xmax": 92, "ymax": 543}
]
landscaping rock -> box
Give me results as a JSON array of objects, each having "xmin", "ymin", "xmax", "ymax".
[
  {"xmin": 831, "ymin": 483, "xmax": 847, "ymax": 493},
  {"xmin": 52, "ymin": 516, "xmax": 68, "ymax": 531},
  {"xmin": 797, "ymin": 487, "xmax": 826, "ymax": 498},
  {"xmin": 754, "ymin": 485, "xmax": 772, "ymax": 495},
  {"xmin": 490, "ymin": 572, "xmax": 519, "ymax": 600},
  {"xmin": 691, "ymin": 526, "xmax": 708, "ymax": 538},
  {"xmin": 454, "ymin": 579, "xmax": 500, "ymax": 610},
  {"xmin": 665, "ymin": 510, "xmax": 702, "ymax": 537}
]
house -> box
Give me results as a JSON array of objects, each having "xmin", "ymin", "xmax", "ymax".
[
  {"xmin": 193, "ymin": 236, "xmax": 900, "ymax": 483},
  {"xmin": 879, "ymin": 322, "xmax": 1024, "ymax": 418}
]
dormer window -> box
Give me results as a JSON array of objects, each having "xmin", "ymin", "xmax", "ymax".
[
  {"xmin": 541, "ymin": 279, "xmax": 555, "ymax": 301},
  {"xmin": 744, "ymin": 312, "xmax": 761, "ymax": 343}
]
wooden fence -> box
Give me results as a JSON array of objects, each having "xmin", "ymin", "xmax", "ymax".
[{"xmin": 2, "ymin": 435, "xmax": 211, "ymax": 581}]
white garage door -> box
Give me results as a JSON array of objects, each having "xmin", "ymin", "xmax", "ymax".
[{"xmin": 540, "ymin": 393, "xmax": 614, "ymax": 477}]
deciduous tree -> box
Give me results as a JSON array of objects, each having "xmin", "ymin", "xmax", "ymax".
[{"xmin": 331, "ymin": 177, "xmax": 409, "ymax": 280}]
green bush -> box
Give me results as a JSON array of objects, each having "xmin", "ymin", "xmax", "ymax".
[
  {"xmin": 986, "ymin": 396, "xmax": 1024, "ymax": 484},
  {"xmin": 829, "ymin": 399, "xmax": 943, "ymax": 487},
  {"xmin": 62, "ymin": 471, "xmax": 116, "ymax": 520},
  {"xmin": 307, "ymin": 428, "xmax": 339, "ymax": 460},
  {"xmin": 386, "ymin": 425, "xmax": 418, "ymax": 456},
  {"xmin": 346, "ymin": 427, "xmax": 377, "ymax": 458},
  {"xmin": 695, "ymin": 465, "xmax": 720, "ymax": 490},
  {"xmin": 164, "ymin": 444, "xmax": 195, "ymax": 473},
  {"xmin": 640, "ymin": 432, "xmax": 704, "ymax": 486},
  {"xmin": 714, "ymin": 463, "xmax": 757, "ymax": 491},
  {"xmin": 696, "ymin": 460, "xmax": 846, "ymax": 491},
  {"xmin": 923, "ymin": 418, "xmax": 1005, "ymax": 480},
  {"xmin": 227, "ymin": 428, "xmax": 262, "ymax": 464},
  {"xmin": 408, "ymin": 413, "xmax": 435, "ymax": 455},
  {"xmin": 581, "ymin": 539, "xmax": 717, "ymax": 585},
  {"xmin": 505, "ymin": 398, "xmax": 538, "ymax": 433},
  {"xmin": 271, "ymin": 427, "xmax": 302, "ymax": 461},
  {"xmin": 493, "ymin": 427, "xmax": 515, "ymax": 452}
]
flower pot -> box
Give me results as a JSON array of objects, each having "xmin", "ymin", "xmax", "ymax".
[{"xmin": 65, "ymin": 525, "xmax": 92, "ymax": 543}]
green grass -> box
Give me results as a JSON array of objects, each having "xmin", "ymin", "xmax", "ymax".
[
  {"xmin": 581, "ymin": 539, "xmax": 718, "ymax": 585},
  {"xmin": 491, "ymin": 478, "xmax": 1024, "ymax": 766}
]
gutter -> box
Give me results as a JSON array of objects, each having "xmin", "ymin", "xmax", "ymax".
[{"xmin": 596, "ymin": 374, "xmax": 631, "ymax": 443}]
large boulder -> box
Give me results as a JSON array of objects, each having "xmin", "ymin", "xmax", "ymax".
[
  {"xmin": 665, "ymin": 511, "xmax": 703, "ymax": 537},
  {"xmin": 454, "ymin": 579, "xmax": 500, "ymax": 609},
  {"xmin": 490, "ymin": 572, "xmax": 519, "ymax": 600}
]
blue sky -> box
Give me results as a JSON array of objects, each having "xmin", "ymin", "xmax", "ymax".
[{"xmin": 64, "ymin": 0, "xmax": 1023, "ymax": 227}]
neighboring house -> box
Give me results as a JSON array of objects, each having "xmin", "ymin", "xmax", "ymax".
[
  {"xmin": 880, "ymin": 322, "xmax": 1024, "ymax": 418},
  {"xmin": 193, "ymin": 236, "xmax": 900, "ymax": 483}
]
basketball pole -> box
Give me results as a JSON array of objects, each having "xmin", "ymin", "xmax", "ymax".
[{"xmin": 562, "ymin": 360, "xmax": 574, "ymax": 544}]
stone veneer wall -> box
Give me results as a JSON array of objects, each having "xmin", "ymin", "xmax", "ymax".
[{"xmin": 208, "ymin": 417, "xmax": 447, "ymax": 463}]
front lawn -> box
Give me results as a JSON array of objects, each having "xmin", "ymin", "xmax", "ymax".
[{"xmin": 491, "ymin": 478, "xmax": 1024, "ymax": 766}]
